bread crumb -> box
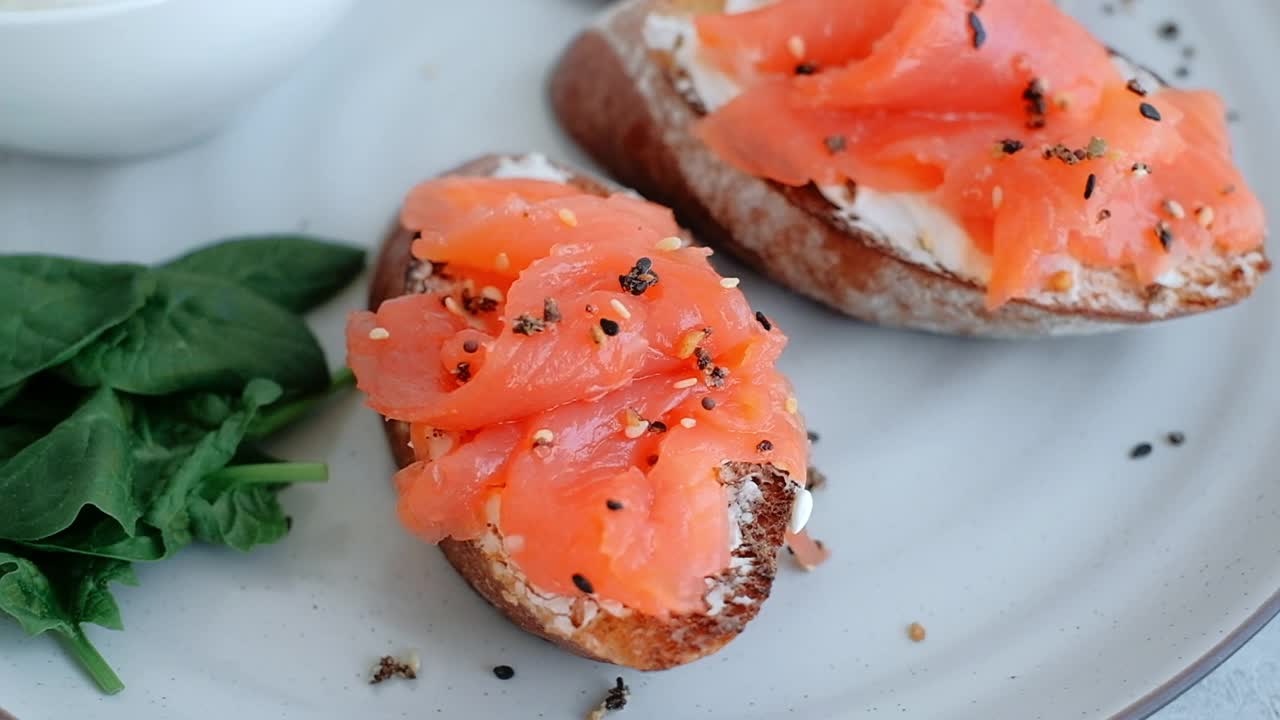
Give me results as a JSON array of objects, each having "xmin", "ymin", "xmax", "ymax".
[
  {"xmin": 369, "ymin": 652, "xmax": 419, "ymax": 684},
  {"xmin": 908, "ymin": 622, "xmax": 927, "ymax": 642}
]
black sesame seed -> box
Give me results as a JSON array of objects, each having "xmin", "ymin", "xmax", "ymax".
[
  {"xmin": 757, "ymin": 439, "xmax": 774, "ymax": 452},
  {"xmin": 1000, "ymin": 139, "xmax": 1024, "ymax": 154},
  {"xmin": 493, "ymin": 665, "xmax": 515, "ymax": 680},
  {"xmin": 1157, "ymin": 20, "xmax": 1179, "ymax": 40},
  {"xmin": 967, "ymin": 11, "xmax": 986, "ymax": 49},
  {"xmin": 1166, "ymin": 431, "xmax": 1186, "ymax": 446},
  {"xmin": 701, "ymin": 397, "xmax": 717, "ymax": 410},
  {"xmin": 572, "ymin": 573, "xmax": 595, "ymax": 594},
  {"xmin": 1139, "ymin": 102, "xmax": 1162, "ymax": 122},
  {"xmin": 1125, "ymin": 79, "xmax": 1148, "ymax": 97},
  {"xmin": 462, "ymin": 339, "xmax": 479, "ymax": 353},
  {"xmin": 606, "ymin": 499, "xmax": 624, "ymax": 511},
  {"xmin": 754, "ymin": 311, "xmax": 773, "ymax": 331},
  {"xmin": 1130, "ymin": 442, "xmax": 1153, "ymax": 459},
  {"xmin": 794, "ymin": 62, "xmax": 818, "ymax": 75},
  {"xmin": 1084, "ymin": 173, "xmax": 1097, "ymax": 200},
  {"xmin": 599, "ymin": 318, "xmax": 620, "ymax": 336},
  {"xmin": 807, "ymin": 430, "xmax": 820, "ymax": 442}
]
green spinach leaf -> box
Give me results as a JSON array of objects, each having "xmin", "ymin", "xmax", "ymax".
[
  {"xmin": 60, "ymin": 270, "xmax": 328, "ymax": 396},
  {"xmin": 0, "ymin": 257, "xmax": 153, "ymax": 389},
  {"xmin": 164, "ymin": 235, "xmax": 365, "ymax": 313},
  {"xmin": 0, "ymin": 388, "xmax": 139, "ymax": 541}
]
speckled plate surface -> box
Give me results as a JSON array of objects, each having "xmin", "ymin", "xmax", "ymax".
[{"xmin": 2, "ymin": 1, "xmax": 1279, "ymax": 718}]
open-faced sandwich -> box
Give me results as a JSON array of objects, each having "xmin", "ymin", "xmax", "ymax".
[
  {"xmin": 346, "ymin": 153, "xmax": 822, "ymax": 669},
  {"xmin": 552, "ymin": 0, "xmax": 1269, "ymax": 336}
]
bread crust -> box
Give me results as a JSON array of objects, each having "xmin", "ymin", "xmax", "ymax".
[
  {"xmin": 549, "ymin": 0, "xmax": 1269, "ymax": 337},
  {"xmin": 369, "ymin": 154, "xmax": 797, "ymax": 670}
]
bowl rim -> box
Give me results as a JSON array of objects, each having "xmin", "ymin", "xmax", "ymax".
[{"xmin": 0, "ymin": 0, "xmax": 168, "ymax": 25}]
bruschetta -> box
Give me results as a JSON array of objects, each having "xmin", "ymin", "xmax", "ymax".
[
  {"xmin": 551, "ymin": 0, "xmax": 1269, "ymax": 337},
  {"xmin": 348, "ymin": 153, "xmax": 817, "ymax": 669}
]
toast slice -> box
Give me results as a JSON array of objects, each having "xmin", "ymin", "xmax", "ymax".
[
  {"xmin": 550, "ymin": 0, "xmax": 1269, "ymax": 337},
  {"xmin": 368, "ymin": 153, "xmax": 800, "ymax": 670}
]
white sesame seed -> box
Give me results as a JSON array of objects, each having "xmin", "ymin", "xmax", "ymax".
[
  {"xmin": 655, "ymin": 236, "xmax": 682, "ymax": 251},
  {"xmin": 1196, "ymin": 205, "xmax": 1215, "ymax": 229},
  {"xmin": 532, "ymin": 429, "xmax": 555, "ymax": 446},
  {"xmin": 786, "ymin": 35, "xmax": 805, "ymax": 59},
  {"xmin": 785, "ymin": 396, "xmax": 799, "ymax": 414},
  {"xmin": 481, "ymin": 285, "xmax": 504, "ymax": 302},
  {"xmin": 623, "ymin": 421, "xmax": 649, "ymax": 439},
  {"xmin": 494, "ymin": 252, "xmax": 511, "ymax": 271},
  {"xmin": 443, "ymin": 296, "xmax": 466, "ymax": 317},
  {"xmin": 609, "ymin": 298, "xmax": 632, "ymax": 319},
  {"xmin": 679, "ymin": 417, "xmax": 697, "ymax": 429},
  {"xmin": 787, "ymin": 488, "xmax": 814, "ymax": 534},
  {"xmin": 1163, "ymin": 199, "xmax": 1186, "ymax": 220},
  {"xmin": 673, "ymin": 377, "xmax": 699, "ymax": 389},
  {"xmin": 719, "ymin": 277, "xmax": 741, "ymax": 289},
  {"xmin": 368, "ymin": 327, "xmax": 391, "ymax": 340},
  {"xmin": 992, "ymin": 186, "xmax": 1004, "ymax": 210},
  {"xmin": 590, "ymin": 325, "xmax": 607, "ymax": 345},
  {"xmin": 558, "ymin": 208, "xmax": 578, "ymax": 227}
]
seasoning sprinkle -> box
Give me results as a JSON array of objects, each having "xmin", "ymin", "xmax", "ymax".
[
  {"xmin": 462, "ymin": 339, "xmax": 479, "ymax": 353},
  {"xmin": 589, "ymin": 325, "xmax": 607, "ymax": 346},
  {"xmin": 1125, "ymin": 78, "xmax": 1148, "ymax": 97},
  {"xmin": 619, "ymin": 256, "xmax": 660, "ymax": 295},
  {"xmin": 571, "ymin": 573, "xmax": 595, "ymax": 594},
  {"xmin": 655, "ymin": 236, "xmax": 682, "ymax": 251},
  {"xmin": 1130, "ymin": 442, "xmax": 1153, "ymax": 459},
  {"xmin": 494, "ymin": 252, "xmax": 511, "ymax": 271},
  {"xmin": 1158, "ymin": 20, "xmax": 1180, "ymax": 40},
  {"xmin": 676, "ymin": 328, "xmax": 710, "ymax": 359},
  {"xmin": 999, "ymin": 138, "xmax": 1024, "ymax": 154},
  {"xmin": 557, "ymin": 208, "xmax": 579, "ymax": 227},
  {"xmin": 967, "ymin": 11, "xmax": 986, "ymax": 49},
  {"xmin": 622, "ymin": 409, "xmax": 649, "ymax": 439},
  {"xmin": 606, "ymin": 499, "xmax": 624, "ymax": 511},
  {"xmin": 493, "ymin": 665, "xmax": 515, "ymax": 680},
  {"xmin": 370, "ymin": 654, "xmax": 419, "ymax": 685},
  {"xmin": 1084, "ymin": 173, "xmax": 1097, "ymax": 200},
  {"xmin": 512, "ymin": 314, "xmax": 546, "ymax": 335},
  {"xmin": 1097, "ymin": 208, "xmax": 1112, "ymax": 223},
  {"xmin": 480, "ymin": 285, "xmax": 504, "ymax": 303},
  {"xmin": 991, "ymin": 185, "xmax": 1004, "ymax": 210},
  {"xmin": 1166, "ymin": 431, "xmax": 1186, "ymax": 447},
  {"xmin": 1022, "ymin": 78, "xmax": 1048, "ymax": 129},
  {"xmin": 755, "ymin": 311, "xmax": 773, "ymax": 331},
  {"xmin": 1155, "ymin": 222, "xmax": 1174, "ymax": 251},
  {"xmin": 720, "ymin": 277, "xmax": 741, "ymax": 289},
  {"xmin": 368, "ymin": 327, "xmax": 390, "ymax": 340},
  {"xmin": 786, "ymin": 35, "xmax": 806, "ymax": 59},
  {"xmin": 823, "ymin": 134, "xmax": 847, "ymax": 154},
  {"xmin": 532, "ymin": 428, "xmax": 555, "ymax": 447},
  {"xmin": 679, "ymin": 417, "xmax": 697, "ymax": 429},
  {"xmin": 1047, "ymin": 270, "xmax": 1074, "ymax": 292},
  {"xmin": 542, "ymin": 297, "xmax": 562, "ymax": 323},
  {"xmin": 1162, "ymin": 198, "xmax": 1186, "ymax": 220},
  {"xmin": 648, "ymin": 420, "xmax": 667, "ymax": 434},
  {"xmin": 756, "ymin": 439, "xmax": 774, "ymax": 453},
  {"xmin": 443, "ymin": 296, "xmax": 467, "ymax": 318},
  {"xmin": 1086, "ymin": 136, "xmax": 1108, "ymax": 159},
  {"xmin": 453, "ymin": 361, "xmax": 472, "ymax": 383},
  {"xmin": 609, "ymin": 298, "xmax": 632, "ymax": 320},
  {"xmin": 599, "ymin": 318, "xmax": 620, "ymax": 336},
  {"xmin": 673, "ymin": 377, "xmax": 699, "ymax": 389},
  {"xmin": 603, "ymin": 677, "xmax": 630, "ymax": 712},
  {"xmin": 1196, "ymin": 205, "xmax": 1215, "ymax": 229},
  {"xmin": 1131, "ymin": 162, "xmax": 1152, "ymax": 177},
  {"xmin": 908, "ymin": 622, "xmax": 927, "ymax": 643},
  {"xmin": 794, "ymin": 62, "xmax": 818, "ymax": 75},
  {"xmin": 585, "ymin": 303, "xmax": 598, "ymax": 314},
  {"xmin": 701, "ymin": 396, "xmax": 717, "ymax": 411},
  {"xmin": 1139, "ymin": 102, "xmax": 1162, "ymax": 122}
]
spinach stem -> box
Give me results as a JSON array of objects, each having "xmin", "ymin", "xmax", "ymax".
[
  {"xmin": 60, "ymin": 626, "xmax": 124, "ymax": 695},
  {"xmin": 246, "ymin": 367, "xmax": 355, "ymax": 439},
  {"xmin": 203, "ymin": 462, "xmax": 328, "ymax": 486}
]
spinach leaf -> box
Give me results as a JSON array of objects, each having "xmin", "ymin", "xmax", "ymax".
[
  {"xmin": 246, "ymin": 367, "xmax": 355, "ymax": 440},
  {"xmin": 0, "ymin": 549, "xmax": 129, "ymax": 693},
  {"xmin": 190, "ymin": 462, "xmax": 325, "ymax": 551},
  {"xmin": 22, "ymin": 519, "xmax": 166, "ymax": 563},
  {"xmin": 164, "ymin": 235, "xmax": 365, "ymax": 313},
  {"xmin": 0, "ymin": 380, "xmax": 24, "ymax": 411},
  {"xmin": 0, "ymin": 424, "xmax": 45, "ymax": 458},
  {"xmin": 0, "ymin": 257, "xmax": 153, "ymax": 389},
  {"xmin": 60, "ymin": 270, "xmax": 328, "ymax": 396},
  {"xmin": 0, "ymin": 388, "xmax": 140, "ymax": 541}
]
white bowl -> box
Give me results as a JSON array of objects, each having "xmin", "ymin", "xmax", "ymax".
[{"xmin": 0, "ymin": 0, "xmax": 354, "ymax": 158}]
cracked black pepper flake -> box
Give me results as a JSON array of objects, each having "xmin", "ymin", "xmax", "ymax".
[
  {"xmin": 604, "ymin": 677, "xmax": 630, "ymax": 711},
  {"xmin": 824, "ymin": 134, "xmax": 847, "ymax": 154},
  {"xmin": 599, "ymin": 318, "xmax": 620, "ymax": 336},
  {"xmin": 370, "ymin": 655, "xmax": 418, "ymax": 685},
  {"xmin": 807, "ymin": 430, "xmax": 820, "ymax": 442},
  {"xmin": 1084, "ymin": 173, "xmax": 1097, "ymax": 200},
  {"xmin": 648, "ymin": 420, "xmax": 668, "ymax": 434},
  {"xmin": 542, "ymin": 297, "xmax": 562, "ymax": 323},
  {"xmin": 619, "ymin": 257, "xmax": 659, "ymax": 295},
  {"xmin": 1125, "ymin": 78, "xmax": 1148, "ymax": 97},
  {"xmin": 967, "ymin": 11, "xmax": 986, "ymax": 49},
  {"xmin": 999, "ymin": 138, "xmax": 1024, "ymax": 154},
  {"xmin": 493, "ymin": 665, "xmax": 515, "ymax": 680},
  {"xmin": 1174, "ymin": 66, "xmax": 1189, "ymax": 79},
  {"xmin": 512, "ymin": 314, "xmax": 546, "ymax": 335},
  {"xmin": 694, "ymin": 346, "xmax": 712, "ymax": 370},
  {"xmin": 1139, "ymin": 102, "xmax": 1162, "ymax": 122},
  {"xmin": 462, "ymin": 339, "xmax": 479, "ymax": 353},
  {"xmin": 1130, "ymin": 442, "xmax": 1153, "ymax": 459},
  {"xmin": 461, "ymin": 288, "xmax": 499, "ymax": 314},
  {"xmin": 1166, "ymin": 431, "xmax": 1186, "ymax": 446},
  {"xmin": 754, "ymin": 311, "xmax": 773, "ymax": 331},
  {"xmin": 572, "ymin": 573, "xmax": 595, "ymax": 594},
  {"xmin": 1022, "ymin": 78, "xmax": 1048, "ymax": 128},
  {"xmin": 794, "ymin": 62, "xmax": 818, "ymax": 75},
  {"xmin": 1155, "ymin": 222, "xmax": 1174, "ymax": 251},
  {"xmin": 606, "ymin": 499, "xmax": 624, "ymax": 511},
  {"xmin": 701, "ymin": 396, "xmax": 717, "ymax": 410},
  {"xmin": 1158, "ymin": 20, "xmax": 1179, "ymax": 40},
  {"xmin": 454, "ymin": 361, "xmax": 472, "ymax": 383},
  {"xmin": 1097, "ymin": 208, "xmax": 1112, "ymax": 222},
  {"xmin": 757, "ymin": 439, "xmax": 774, "ymax": 452}
]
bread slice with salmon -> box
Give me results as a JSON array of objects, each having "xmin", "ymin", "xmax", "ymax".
[
  {"xmin": 351, "ymin": 153, "xmax": 823, "ymax": 670},
  {"xmin": 551, "ymin": 0, "xmax": 1269, "ymax": 337}
]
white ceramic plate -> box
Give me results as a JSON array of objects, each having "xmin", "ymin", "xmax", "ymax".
[{"xmin": 2, "ymin": 1, "xmax": 1278, "ymax": 718}]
